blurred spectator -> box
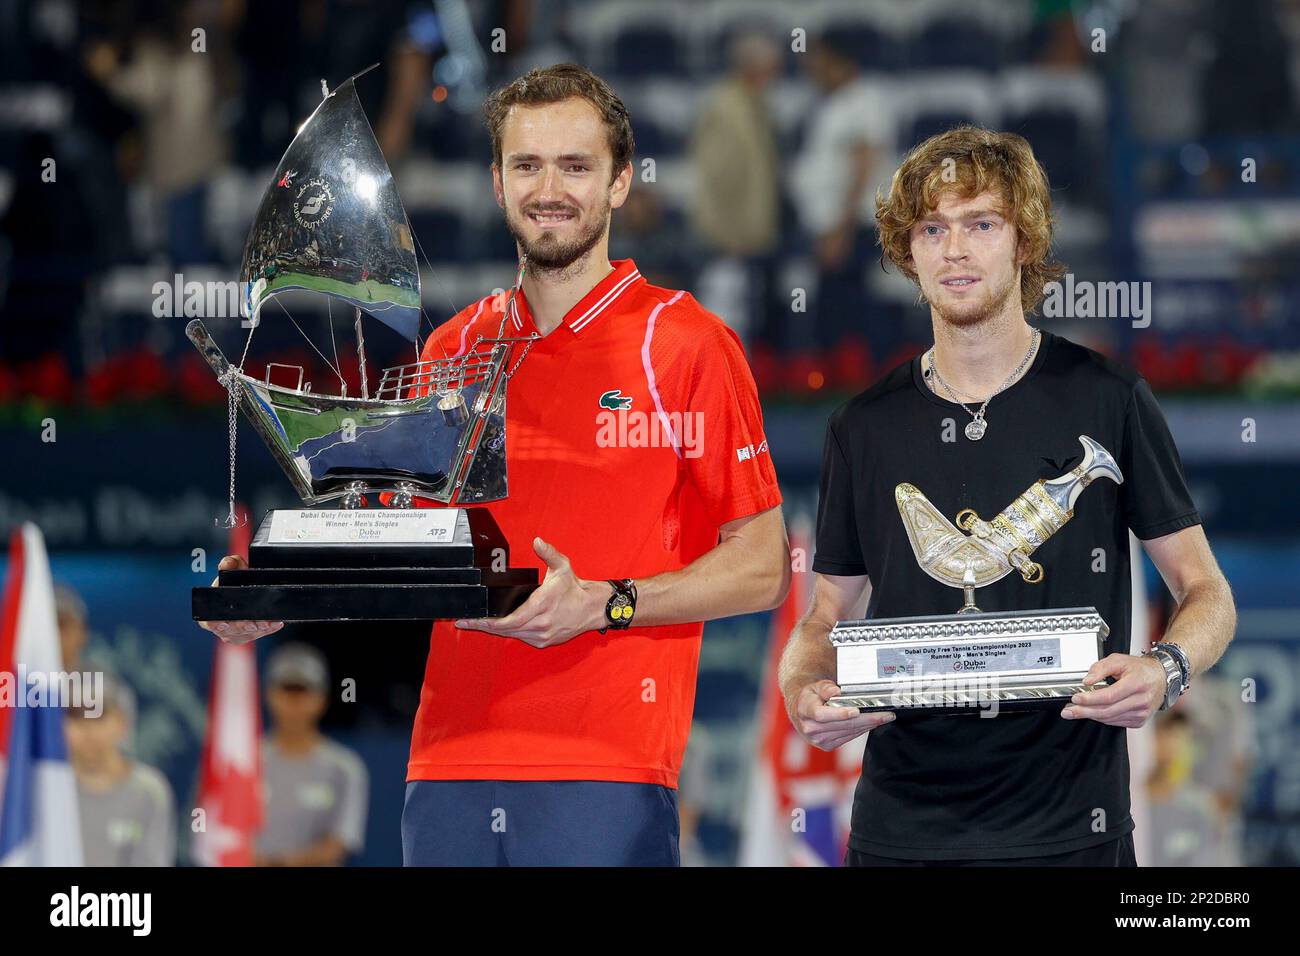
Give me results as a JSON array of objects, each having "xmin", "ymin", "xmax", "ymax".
[
  {"xmin": 375, "ymin": 26, "xmax": 436, "ymax": 162},
  {"xmin": 1031, "ymin": 0, "xmax": 1087, "ymax": 69},
  {"xmin": 1121, "ymin": 0, "xmax": 1206, "ymax": 143},
  {"xmin": 0, "ymin": 131, "xmax": 100, "ymax": 368},
  {"xmin": 688, "ymin": 31, "xmax": 783, "ymax": 347},
  {"xmin": 676, "ymin": 729, "xmax": 709, "ymax": 867},
  {"xmin": 1145, "ymin": 709, "xmax": 1226, "ymax": 866},
  {"xmin": 227, "ymin": 0, "xmax": 309, "ymax": 169},
  {"xmin": 1201, "ymin": 0, "xmax": 1295, "ymax": 136},
  {"xmin": 66, "ymin": 672, "xmax": 177, "ymax": 866},
  {"xmin": 54, "ymin": 582, "xmax": 88, "ymax": 670},
  {"xmin": 618, "ymin": 190, "xmax": 692, "ymax": 291},
  {"xmin": 790, "ymin": 36, "xmax": 895, "ymax": 351},
  {"xmin": 83, "ymin": 1, "xmax": 228, "ymax": 265},
  {"xmin": 1184, "ymin": 674, "xmax": 1255, "ymax": 865},
  {"xmin": 255, "ymin": 643, "xmax": 368, "ymax": 867}
]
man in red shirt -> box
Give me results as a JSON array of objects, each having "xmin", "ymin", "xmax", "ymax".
[{"xmin": 203, "ymin": 63, "xmax": 788, "ymax": 865}]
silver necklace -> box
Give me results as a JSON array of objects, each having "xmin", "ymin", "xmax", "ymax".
[
  {"xmin": 494, "ymin": 254, "xmax": 540, "ymax": 379},
  {"xmin": 927, "ymin": 329, "xmax": 1040, "ymax": 441}
]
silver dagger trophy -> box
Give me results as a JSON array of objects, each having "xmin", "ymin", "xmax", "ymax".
[
  {"xmin": 828, "ymin": 436, "xmax": 1125, "ymax": 714},
  {"xmin": 188, "ymin": 65, "xmax": 540, "ymax": 624}
]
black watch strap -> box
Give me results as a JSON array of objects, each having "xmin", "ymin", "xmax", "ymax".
[{"xmin": 600, "ymin": 578, "xmax": 637, "ymax": 633}]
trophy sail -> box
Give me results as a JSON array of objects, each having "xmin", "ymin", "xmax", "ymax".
[
  {"xmin": 186, "ymin": 68, "xmax": 526, "ymax": 508},
  {"xmin": 238, "ymin": 72, "xmax": 420, "ymax": 340}
]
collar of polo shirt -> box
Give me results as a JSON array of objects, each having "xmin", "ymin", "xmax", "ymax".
[{"xmin": 508, "ymin": 258, "xmax": 644, "ymax": 335}]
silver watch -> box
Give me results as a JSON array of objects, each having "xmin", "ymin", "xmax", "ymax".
[{"xmin": 1145, "ymin": 647, "xmax": 1185, "ymax": 711}]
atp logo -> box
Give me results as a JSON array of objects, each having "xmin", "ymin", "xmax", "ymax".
[{"xmin": 599, "ymin": 389, "xmax": 633, "ymax": 410}]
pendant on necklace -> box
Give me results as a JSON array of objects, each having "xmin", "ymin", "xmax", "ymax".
[{"xmin": 965, "ymin": 417, "xmax": 987, "ymax": 441}]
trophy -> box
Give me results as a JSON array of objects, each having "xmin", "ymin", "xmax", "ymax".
[
  {"xmin": 190, "ymin": 67, "xmax": 538, "ymax": 623},
  {"xmin": 827, "ymin": 435, "xmax": 1124, "ymax": 715}
]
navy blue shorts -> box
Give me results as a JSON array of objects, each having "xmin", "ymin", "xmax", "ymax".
[{"xmin": 401, "ymin": 780, "xmax": 680, "ymax": 867}]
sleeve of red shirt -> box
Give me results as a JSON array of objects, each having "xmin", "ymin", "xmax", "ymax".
[{"xmin": 656, "ymin": 298, "xmax": 783, "ymax": 527}]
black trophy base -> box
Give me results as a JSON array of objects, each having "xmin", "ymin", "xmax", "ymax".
[{"xmin": 192, "ymin": 508, "xmax": 538, "ymax": 623}]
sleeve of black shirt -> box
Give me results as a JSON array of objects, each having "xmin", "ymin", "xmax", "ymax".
[
  {"xmin": 812, "ymin": 415, "xmax": 868, "ymax": 575},
  {"xmin": 1120, "ymin": 378, "xmax": 1202, "ymax": 540}
]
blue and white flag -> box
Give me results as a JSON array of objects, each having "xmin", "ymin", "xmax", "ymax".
[{"xmin": 0, "ymin": 523, "xmax": 82, "ymax": 866}]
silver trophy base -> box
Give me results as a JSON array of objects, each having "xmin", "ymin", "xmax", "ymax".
[
  {"xmin": 827, "ymin": 677, "xmax": 1111, "ymax": 714},
  {"xmin": 827, "ymin": 607, "xmax": 1110, "ymax": 716}
]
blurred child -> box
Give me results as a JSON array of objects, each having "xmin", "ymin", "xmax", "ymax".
[
  {"xmin": 255, "ymin": 644, "xmax": 368, "ymax": 866},
  {"xmin": 1145, "ymin": 709, "xmax": 1225, "ymax": 866},
  {"xmin": 66, "ymin": 673, "xmax": 176, "ymax": 866}
]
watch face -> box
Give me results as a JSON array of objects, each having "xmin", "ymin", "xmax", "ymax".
[
  {"xmin": 1163, "ymin": 665, "xmax": 1181, "ymax": 709},
  {"xmin": 607, "ymin": 593, "xmax": 632, "ymax": 624}
]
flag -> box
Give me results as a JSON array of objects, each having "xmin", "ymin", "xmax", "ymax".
[
  {"xmin": 0, "ymin": 523, "xmax": 83, "ymax": 866},
  {"xmin": 192, "ymin": 511, "xmax": 262, "ymax": 866},
  {"xmin": 739, "ymin": 516, "xmax": 864, "ymax": 866}
]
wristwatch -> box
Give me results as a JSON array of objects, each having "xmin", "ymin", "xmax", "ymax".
[
  {"xmin": 599, "ymin": 579, "xmax": 637, "ymax": 633},
  {"xmin": 1144, "ymin": 642, "xmax": 1190, "ymax": 711}
]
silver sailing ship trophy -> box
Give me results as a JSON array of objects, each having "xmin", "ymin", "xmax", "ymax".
[
  {"xmin": 827, "ymin": 435, "xmax": 1124, "ymax": 715},
  {"xmin": 190, "ymin": 66, "xmax": 538, "ymax": 622}
]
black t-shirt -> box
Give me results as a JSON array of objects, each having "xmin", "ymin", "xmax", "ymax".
[{"xmin": 812, "ymin": 331, "xmax": 1201, "ymax": 860}]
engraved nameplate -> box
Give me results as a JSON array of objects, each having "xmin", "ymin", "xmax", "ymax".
[
  {"xmin": 875, "ymin": 638, "xmax": 1063, "ymax": 678},
  {"xmin": 267, "ymin": 509, "xmax": 458, "ymax": 545}
]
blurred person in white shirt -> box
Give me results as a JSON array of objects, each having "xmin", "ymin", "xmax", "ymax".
[{"xmin": 790, "ymin": 36, "xmax": 896, "ymax": 351}]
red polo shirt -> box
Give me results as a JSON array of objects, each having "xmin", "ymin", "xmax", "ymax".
[{"xmin": 404, "ymin": 259, "xmax": 781, "ymax": 787}]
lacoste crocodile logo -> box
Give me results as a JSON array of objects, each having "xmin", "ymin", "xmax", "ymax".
[{"xmin": 599, "ymin": 389, "xmax": 633, "ymax": 410}]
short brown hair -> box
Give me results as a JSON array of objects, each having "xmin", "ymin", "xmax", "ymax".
[
  {"xmin": 875, "ymin": 125, "xmax": 1066, "ymax": 314},
  {"xmin": 483, "ymin": 63, "xmax": 635, "ymax": 182}
]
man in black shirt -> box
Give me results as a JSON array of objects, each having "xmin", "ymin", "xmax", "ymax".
[{"xmin": 778, "ymin": 127, "xmax": 1237, "ymax": 866}]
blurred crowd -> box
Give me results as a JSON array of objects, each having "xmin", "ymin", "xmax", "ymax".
[
  {"xmin": 58, "ymin": 583, "xmax": 368, "ymax": 866},
  {"xmin": 3, "ymin": 0, "xmax": 1298, "ymax": 407}
]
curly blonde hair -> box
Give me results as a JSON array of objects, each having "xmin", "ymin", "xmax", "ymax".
[{"xmin": 875, "ymin": 126, "xmax": 1065, "ymax": 314}]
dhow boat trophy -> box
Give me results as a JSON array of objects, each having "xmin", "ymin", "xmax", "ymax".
[
  {"xmin": 190, "ymin": 67, "xmax": 538, "ymax": 622},
  {"xmin": 828, "ymin": 436, "xmax": 1124, "ymax": 715}
]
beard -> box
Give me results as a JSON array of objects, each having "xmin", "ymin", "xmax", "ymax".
[
  {"xmin": 504, "ymin": 197, "xmax": 609, "ymax": 271},
  {"xmin": 930, "ymin": 270, "xmax": 1020, "ymax": 329}
]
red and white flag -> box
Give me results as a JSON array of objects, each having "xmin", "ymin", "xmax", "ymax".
[
  {"xmin": 739, "ymin": 516, "xmax": 863, "ymax": 867},
  {"xmin": 192, "ymin": 513, "xmax": 262, "ymax": 866}
]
